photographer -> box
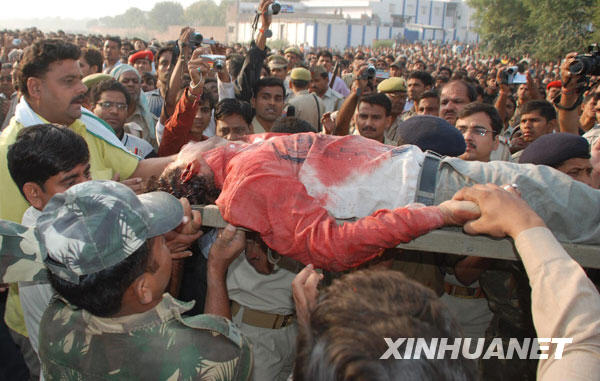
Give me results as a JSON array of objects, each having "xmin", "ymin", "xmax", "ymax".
[{"xmin": 558, "ymin": 52, "xmax": 590, "ymax": 136}]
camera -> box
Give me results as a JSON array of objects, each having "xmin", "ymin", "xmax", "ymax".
[
  {"xmin": 189, "ymin": 32, "xmax": 203, "ymax": 50},
  {"xmin": 360, "ymin": 65, "xmax": 377, "ymax": 80},
  {"xmin": 569, "ymin": 44, "xmax": 600, "ymax": 77},
  {"xmin": 268, "ymin": 1, "xmax": 281, "ymax": 15},
  {"xmin": 214, "ymin": 59, "xmax": 225, "ymax": 71},
  {"xmin": 499, "ymin": 66, "xmax": 526, "ymax": 85}
]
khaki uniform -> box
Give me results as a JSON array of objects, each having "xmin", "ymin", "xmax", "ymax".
[
  {"xmin": 287, "ymin": 90, "xmax": 325, "ymax": 132},
  {"xmin": 319, "ymin": 88, "xmax": 344, "ymax": 113}
]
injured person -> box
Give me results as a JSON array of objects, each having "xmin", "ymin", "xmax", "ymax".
[{"xmin": 152, "ymin": 132, "xmax": 600, "ymax": 271}]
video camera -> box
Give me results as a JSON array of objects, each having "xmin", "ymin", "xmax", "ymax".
[
  {"xmin": 569, "ymin": 44, "xmax": 600, "ymax": 77},
  {"xmin": 268, "ymin": 1, "xmax": 281, "ymax": 15},
  {"xmin": 359, "ymin": 65, "xmax": 377, "ymax": 80}
]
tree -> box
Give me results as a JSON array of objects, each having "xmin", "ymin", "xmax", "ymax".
[
  {"xmin": 148, "ymin": 2, "xmax": 185, "ymax": 31},
  {"xmin": 184, "ymin": 1, "xmax": 223, "ymax": 26},
  {"xmin": 120, "ymin": 7, "xmax": 147, "ymax": 29},
  {"xmin": 468, "ymin": 0, "xmax": 598, "ymax": 60}
]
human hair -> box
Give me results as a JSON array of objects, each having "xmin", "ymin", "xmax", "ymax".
[
  {"xmin": 317, "ymin": 50, "xmax": 333, "ymax": 60},
  {"xmin": 8, "ymin": 124, "xmax": 89, "ymax": 199},
  {"xmin": 226, "ymin": 54, "xmax": 244, "ymax": 79},
  {"xmin": 457, "ymin": 102, "xmax": 504, "ymax": 136},
  {"xmin": 438, "ymin": 66, "xmax": 452, "ymax": 77},
  {"xmin": 291, "ymin": 79, "xmax": 309, "ymax": 89},
  {"xmin": 418, "ymin": 90, "xmax": 439, "ymax": 102},
  {"xmin": 408, "ymin": 71, "xmax": 434, "ymax": 87},
  {"xmin": 142, "ymin": 72, "xmax": 157, "ymax": 86},
  {"xmin": 155, "ymin": 46, "xmax": 174, "ymax": 66},
  {"xmin": 147, "ymin": 166, "xmax": 221, "ymax": 205},
  {"xmin": 294, "ymin": 270, "xmax": 476, "ymax": 381},
  {"xmin": 360, "ymin": 93, "xmax": 392, "ymax": 116},
  {"xmin": 214, "ymin": 98, "xmax": 254, "ymax": 125},
  {"xmin": 16, "ymin": 39, "xmax": 81, "ymax": 97},
  {"xmin": 81, "ymin": 47, "xmax": 103, "ymax": 74},
  {"xmin": 520, "ymin": 100, "xmax": 557, "ymax": 122},
  {"xmin": 89, "ymin": 79, "xmax": 131, "ymax": 106},
  {"xmin": 252, "ymin": 76, "xmax": 286, "ymax": 98},
  {"xmin": 48, "ymin": 241, "xmax": 150, "ymax": 317},
  {"xmin": 443, "ymin": 80, "xmax": 477, "ymax": 102},
  {"xmin": 105, "ymin": 36, "xmax": 122, "ymax": 49},
  {"xmin": 271, "ymin": 117, "xmax": 316, "ymax": 133}
]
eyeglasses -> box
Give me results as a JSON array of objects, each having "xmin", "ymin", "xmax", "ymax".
[
  {"xmin": 97, "ymin": 101, "xmax": 128, "ymax": 111},
  {"xmin": 457, "ymin": 126, "xmax": 493, "ymax": 136}
]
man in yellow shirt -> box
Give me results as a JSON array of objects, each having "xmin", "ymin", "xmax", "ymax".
[{"xmin": 0, "ymin": 39, "xmax": 181, "ymax": 376}]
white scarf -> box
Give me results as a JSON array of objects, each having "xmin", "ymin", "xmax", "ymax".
[{"xmin": 14, "ymin": 97, "xmax": 127, "ymax": 150}]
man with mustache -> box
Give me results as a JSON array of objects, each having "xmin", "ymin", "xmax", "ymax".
[
  {"xmin": 439, "ymin": 102, "xmax": 502, "ymax": 351},
  {"xmin": 355, "ymin": 93, "xmax": 395, "ymax": 144},
  {"xmin": 0, "ymin": 40, "xmax": 193, "ymax": 368},
  {"xmin": 440, "ymin": 80, "xmax": 476, "ymax": 126}
]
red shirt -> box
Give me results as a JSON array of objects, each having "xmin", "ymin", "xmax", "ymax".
[{"xmin": 202, "ymin": 133, "xmax": 445, "ymax": 271}]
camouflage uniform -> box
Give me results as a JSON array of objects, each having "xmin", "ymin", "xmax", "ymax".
[
  {"xmin": 0, "ymin": 181, "xmax": 253, "ymax": 380},
  {"xmin": 39, "ymin": 294, "xmax": 252, "ymax": 381}
]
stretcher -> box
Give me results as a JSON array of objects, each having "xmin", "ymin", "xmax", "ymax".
[{"xmin": 195, "ymin": 205, "xmax": 600, "ymax": 270}]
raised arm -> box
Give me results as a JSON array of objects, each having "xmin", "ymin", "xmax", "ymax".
[{"xmin": 558, "ymin": 52, "xmax": 584, "ymax": 135}]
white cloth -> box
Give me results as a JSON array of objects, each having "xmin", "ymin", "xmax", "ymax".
[
  {"xmin": 227, "ymin": 254, "xmax": 295, "ymax": 315},
  {"xmin": 298, "ymin": 144, "xmax": 424, "ymax": 219},
  {"xmin": 319, "ymin": 87, "xmax": 344, "ymax": 113},
  {"xmin": 121, "ymin": 133, "xmax": 155, "ymax": 158}
]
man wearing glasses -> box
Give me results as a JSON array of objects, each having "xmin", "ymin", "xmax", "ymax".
[
  {"xmin": 456, "ymin": 103, "xmax": 502, "ymax": 163},
  {"xmin": 91, "ymin": 79, "xmax": 156, "ymax": 158}
]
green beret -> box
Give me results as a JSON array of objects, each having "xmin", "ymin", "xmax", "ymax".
[
  {"xmin": 377, "ymin": 77, "xmax": 407, "ymax": 93},
  {"xmin": 290, "ymin": 67, "xmax": 311, "ymax": 82},
  {"xmin": 82, "ymin": 73, "xmax": 112, "ymax": 89}
]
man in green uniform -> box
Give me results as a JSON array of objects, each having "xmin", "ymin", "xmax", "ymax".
[{"xmin": 0, "ymin": 181, "xmax": 252, "ymax": 380}]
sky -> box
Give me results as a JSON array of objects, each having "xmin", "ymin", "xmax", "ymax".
[{"xmin": 2, "ymin": 0, "xmax": 222, "ymax": 20}]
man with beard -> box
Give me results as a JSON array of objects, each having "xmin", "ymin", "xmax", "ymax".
[{"xmin": 110, "ymin": 64, "xmax": 158, "ymax": 149}]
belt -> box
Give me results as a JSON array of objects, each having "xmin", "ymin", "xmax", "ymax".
[
  {"xmin": 444, "ymin": 281, "xmax": 485, "ymax": 299},
  {"xmin": 231, "ymin": 301, "xmax": 295, "ymax": 329},
  {"xmin": 415, "ymin": 151, "xmax": 442, "ymax": 206}
]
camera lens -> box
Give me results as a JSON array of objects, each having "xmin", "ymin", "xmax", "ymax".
[{"xmin": 270, "ymin": 1, "xmax": 281, "ymax": 15}]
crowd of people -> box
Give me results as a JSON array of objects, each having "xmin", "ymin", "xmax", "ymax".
[{"xmin": 0, "ymin": 0, "xmax": 600, "ymax": 379}]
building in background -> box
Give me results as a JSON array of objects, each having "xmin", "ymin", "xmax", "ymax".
[{"xmin": 226, "ymin": 0, "xmax": 478, "ymax": 48}]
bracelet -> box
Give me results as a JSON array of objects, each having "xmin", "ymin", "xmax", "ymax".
[{"xmin": 189, "ymin": 73, "xmax": 204, "ymax": 90}]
